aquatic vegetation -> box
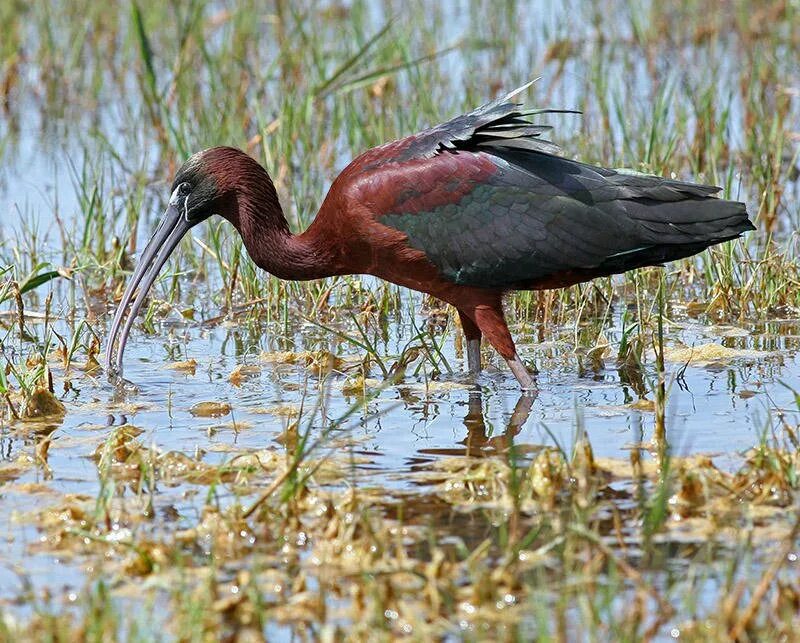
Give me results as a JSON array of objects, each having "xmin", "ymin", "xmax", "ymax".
[{"xmin": 0, "ymin": 0, "xmax": 799, "ymax": 640}]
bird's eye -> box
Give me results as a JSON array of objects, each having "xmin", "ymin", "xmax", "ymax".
[{"xmin": 169, "ymin": 182, "xmax": 192, "ymax": 206}]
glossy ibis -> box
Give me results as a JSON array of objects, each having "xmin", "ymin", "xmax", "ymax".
[{"xmin": 106, "ymin": 84, "xmax": 754, "ymax": 389}]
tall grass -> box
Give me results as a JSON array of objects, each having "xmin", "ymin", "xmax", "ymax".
[{"xmin": 0, "ymin": 0, "xmax": 798, "ymax": 639}]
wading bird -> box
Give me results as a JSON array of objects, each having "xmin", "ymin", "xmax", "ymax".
[{"xmin": 106, "ymin": 84, "xmax": 753, "ymax": 389}]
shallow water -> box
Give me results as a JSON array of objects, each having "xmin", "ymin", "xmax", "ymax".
[
  {"xmin": 1, "ymin": 301, "xmax": 797, "ymax": 608},
  {"xmin": 1, "ymin": 0, "xmax": 799, "ymax": 637}
]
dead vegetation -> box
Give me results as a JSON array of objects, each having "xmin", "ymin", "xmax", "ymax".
[{"xmin": 0, "ymin": 0, "xmax": 799, "ymax": 639}]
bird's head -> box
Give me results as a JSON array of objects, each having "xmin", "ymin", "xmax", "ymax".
[{"xmin": 105, "ymin": 147, "xmax": 278, "ymax": 378}]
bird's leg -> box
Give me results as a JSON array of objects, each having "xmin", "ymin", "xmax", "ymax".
[
  {"xmin": 467, "ymin": 340, "xmax": 481, "ymax": 374},
  {"xmin": 507, "ymin": 354, "xmax": 536, "ymax": 391},
  {"xmin": 457, "ymin": 309, "xmax": 482, "ymax": 375},
  {"xmin": 473, "ymin": 304, "xmax": 537, "ymax": 392}
]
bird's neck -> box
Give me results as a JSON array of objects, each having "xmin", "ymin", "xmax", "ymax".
[{"xmin": 234, "ymin": 190, "xmax": 339, "ymax": 281}]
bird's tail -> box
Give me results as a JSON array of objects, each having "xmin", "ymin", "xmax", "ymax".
[{"xmin": 599, "ymin": 188, "xmax": 754, "ymax": 274}]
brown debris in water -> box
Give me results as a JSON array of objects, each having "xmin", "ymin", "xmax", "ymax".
[
  {"xmin": 662, "ymin": 343, "xmax": 767, "ymax": 365},
  {"xmin": 164, "ymin": 359, "xmax": 198, "ymax": 374},
  {"xmin": 189, "ymin": 401, "xmax": 233, "ymax": 418},
  {"xmin": 259, "ymin": 350, "xmax": 344, "ymax": 375},
  {"xmin": 22, "ymin": 387, "xmax": 66, "ymax": 419},
  {"xmin": 228, "ymin": 364, "xmax": 261, "ymax": 385},
  {"xmin": 6, "ymin": 425, "xmax": 800, "ymax": 640}
]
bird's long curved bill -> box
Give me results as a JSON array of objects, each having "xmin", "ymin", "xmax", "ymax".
[{"xmin": 105, "ymin": 203, "xmax": 192, "ymax": 378}]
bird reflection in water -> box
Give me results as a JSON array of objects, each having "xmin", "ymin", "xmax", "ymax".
[{"xmin": 415, "ymin": 391, "xmax": 536, "ymax": 459}]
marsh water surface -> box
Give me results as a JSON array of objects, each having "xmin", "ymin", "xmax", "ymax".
[{"xmin": 1, "ymin": 1, "xmax": 799, "ymax": 639}]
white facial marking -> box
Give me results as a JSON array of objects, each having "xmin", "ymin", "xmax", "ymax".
[{"xmin": 169, "ymin": 185, "xmax": 183, "ymax": 206}]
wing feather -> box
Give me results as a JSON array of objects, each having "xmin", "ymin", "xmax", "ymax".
[{"xmin": 338, "ymin": 87, "xmax": 754, "ymax": 289}]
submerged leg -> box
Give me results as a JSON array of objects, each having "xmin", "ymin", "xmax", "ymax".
[
  {"xmin": 473, "ymin": 304, "xmax": 537, "ymax": 392},
  {"xmin": 457, "ymin": 309, "xmax": 482, "ymax": 375}
]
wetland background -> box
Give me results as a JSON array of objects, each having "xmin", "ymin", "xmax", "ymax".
[{"xmin": 1, "ymin": 0, "xmax": 799, "ymax": 640}]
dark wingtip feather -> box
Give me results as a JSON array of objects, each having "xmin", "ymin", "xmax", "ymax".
[{"xmin": 520, "ymin": 108, "xmax": 583, "ymax": 116}]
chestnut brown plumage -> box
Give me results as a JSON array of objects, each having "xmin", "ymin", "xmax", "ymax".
[{"xmin": 106, "ymin": 85, "xmax": 754, "ymax": 390}]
